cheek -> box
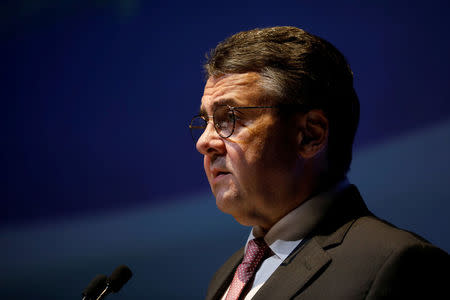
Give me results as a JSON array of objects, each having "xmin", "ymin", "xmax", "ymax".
[
  {"xmin": 241, "ymin": 135, "xmax": 272, "ymax": 167},
  {"xmin": 227, "ymin": 142, "xmax": 267, "ymax": 196},
  {"xmin": 241, "ymin": 129, "xmax": 296, "ymax": 177},
  {"xmin": 233, "ymin": 120, "xmax": 271, "ymax": 162}
]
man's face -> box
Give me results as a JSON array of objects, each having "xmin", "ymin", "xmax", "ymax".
[{"xmin": 196, "ymin": 72, "xmax": 303, "ymax": 230}]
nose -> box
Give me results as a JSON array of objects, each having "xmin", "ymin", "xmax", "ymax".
[{"xmin": 196, "ymin": 121, "xmax": 226, "ymax": 156}]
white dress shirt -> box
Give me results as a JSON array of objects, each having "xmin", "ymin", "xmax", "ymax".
[{"xmin": 221, "ymin": 179, "xmax": 350, "ymax": 300}]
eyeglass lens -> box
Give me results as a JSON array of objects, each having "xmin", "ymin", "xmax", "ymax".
[{"xmin": 189, "ymin": 106, "xmax": 235, "ymax": 143}]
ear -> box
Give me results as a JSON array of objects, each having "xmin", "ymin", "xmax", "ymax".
[{"xmin": 297, "ymin": 109, "xmax": 329, "ymax": 159}]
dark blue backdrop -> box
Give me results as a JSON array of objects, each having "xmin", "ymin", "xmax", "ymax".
[{"xmin": 2, "ymin": 1, "xmax": 450, "ymax": 299}]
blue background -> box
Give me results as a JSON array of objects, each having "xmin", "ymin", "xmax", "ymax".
[{"xmin": 2, "ymin": 1, "xmax": 450, "ymax": 299}]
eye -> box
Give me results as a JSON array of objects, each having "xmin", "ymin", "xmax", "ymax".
[
  {"xmin": 226, "ymin": 109, "xmax": 235, "ymax": 122},
  {"xmin": 214, "ymin": 106, "xmax": 235, "ymax": 136},
  {"xmin": 233, "ymin": 109, "xmax": 244, "ymax": 121},
  {"xmin": 217, "ymin": 112, "xmax": 233, "ymax": 129}
]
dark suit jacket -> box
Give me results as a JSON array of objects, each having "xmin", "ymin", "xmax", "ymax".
[{"xmin": 205, "ymin": 185, "xmax": 449, "ymax": 299}]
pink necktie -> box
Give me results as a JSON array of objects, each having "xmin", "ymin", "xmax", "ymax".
[{"xmin": 225, "ymin": 238, "xmax": 270, "ymax": 300}]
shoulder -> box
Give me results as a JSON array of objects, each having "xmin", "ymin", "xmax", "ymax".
[
  {"xmin": 344, "ymin": 216, "xmax": 449, "ymax": 298},
  {"xmin": 340, "ymin": 214, "xmax": 447, "ymax": 268},
  {"xmin": 327, "ymin": 185, "xmax": 440, "ymax": 256},
  {"xmin": 347, "ymin": 215, "xmax": 432, "ymax": 250}
]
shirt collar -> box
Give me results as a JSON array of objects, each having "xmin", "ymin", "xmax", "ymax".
[{"xmin": 245, "ymin": 178, "xmax": 350, "ymax": 260}]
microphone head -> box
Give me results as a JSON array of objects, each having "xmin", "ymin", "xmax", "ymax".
[
  {"xmin": 82, "ymin": 274, "xmax": 108, "ymax": 297},
  {"xmin": 108, "ymin": 265, "xmax": 133, "ymax": 293}
]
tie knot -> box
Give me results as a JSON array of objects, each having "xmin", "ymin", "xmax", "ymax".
[{"xmin": 242, "ymin": 238, "xmax": 270, "ymax": 265}]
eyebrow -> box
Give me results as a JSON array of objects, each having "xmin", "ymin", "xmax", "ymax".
[{"xmin": 199, "ymin": 98, "xmax": 239, "ymax": 115}]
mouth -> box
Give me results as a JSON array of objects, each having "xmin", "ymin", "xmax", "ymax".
[
  {"xmin": 212, "ymin": 169, "xmax": 231, "ymax": 179},
  {"xmin": 216, "ymin": 171, "xmax": 230, "ymax": 177}
]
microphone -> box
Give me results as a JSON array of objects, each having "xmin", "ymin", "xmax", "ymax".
[
  {"xmin": 81, "ymin": 274, "xmax": 108, "ymax": 300},
  {"xmin": 96, "ymin": 265, "xmax": 133, "ymax": 300}
]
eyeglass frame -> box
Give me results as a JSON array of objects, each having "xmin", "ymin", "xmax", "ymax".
[{"xmin": 189, "ymin": 104, "xmax": 285, "ymax": 142}]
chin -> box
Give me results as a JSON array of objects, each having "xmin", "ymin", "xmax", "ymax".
[
  {"xmin": 216, "ymin": 199, "xmax": 259, "ymax": 228},
  {"xmin": 233, "ymin": 216, "xmax": 255, "ymax": 227},
  {"xmin": 215, "ymin": 195, "xmax": 234, "ymax": 214},
  {"xmin": 215, "ymin": 190, "xmax": 241, "ymax": 215}
]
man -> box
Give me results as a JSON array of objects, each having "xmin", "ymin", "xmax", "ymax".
[{"xmin": 189, "ymin": 26, "xmax": 448, "ymax": 299}]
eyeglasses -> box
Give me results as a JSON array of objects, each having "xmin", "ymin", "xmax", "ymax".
[{"xmin": 189, "ymin": 105, "xmax": 276, "ymax": 143}]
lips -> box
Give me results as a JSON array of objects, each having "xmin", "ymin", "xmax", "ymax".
[
  {"xmin": 210, "ymin": 163, "xmax": 232, "ymax": 179},
  {"xmin": 212, "ymin": 168, "xmax": 231, "ymax": 179}
]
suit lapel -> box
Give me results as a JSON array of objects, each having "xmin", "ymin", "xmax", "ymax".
[
  {"xmin": 252, "ymin": 237, "xmax": 331, "ymax": 300},
  {"xmin": 205, "ymin": 248, "xmax": 244, "ymax": 300},
  {"xmin": 251, "ymin": 220, "xmax": 356, "ymax": 300},
  {"xmin": 252, "ymin": 185, "xmax": 370, "ymax": 300}
]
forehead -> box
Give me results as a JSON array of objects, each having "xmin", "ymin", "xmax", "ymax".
[{"xmin": 200, "ymin": 72, "xmax": 264, "ymax": 113}]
